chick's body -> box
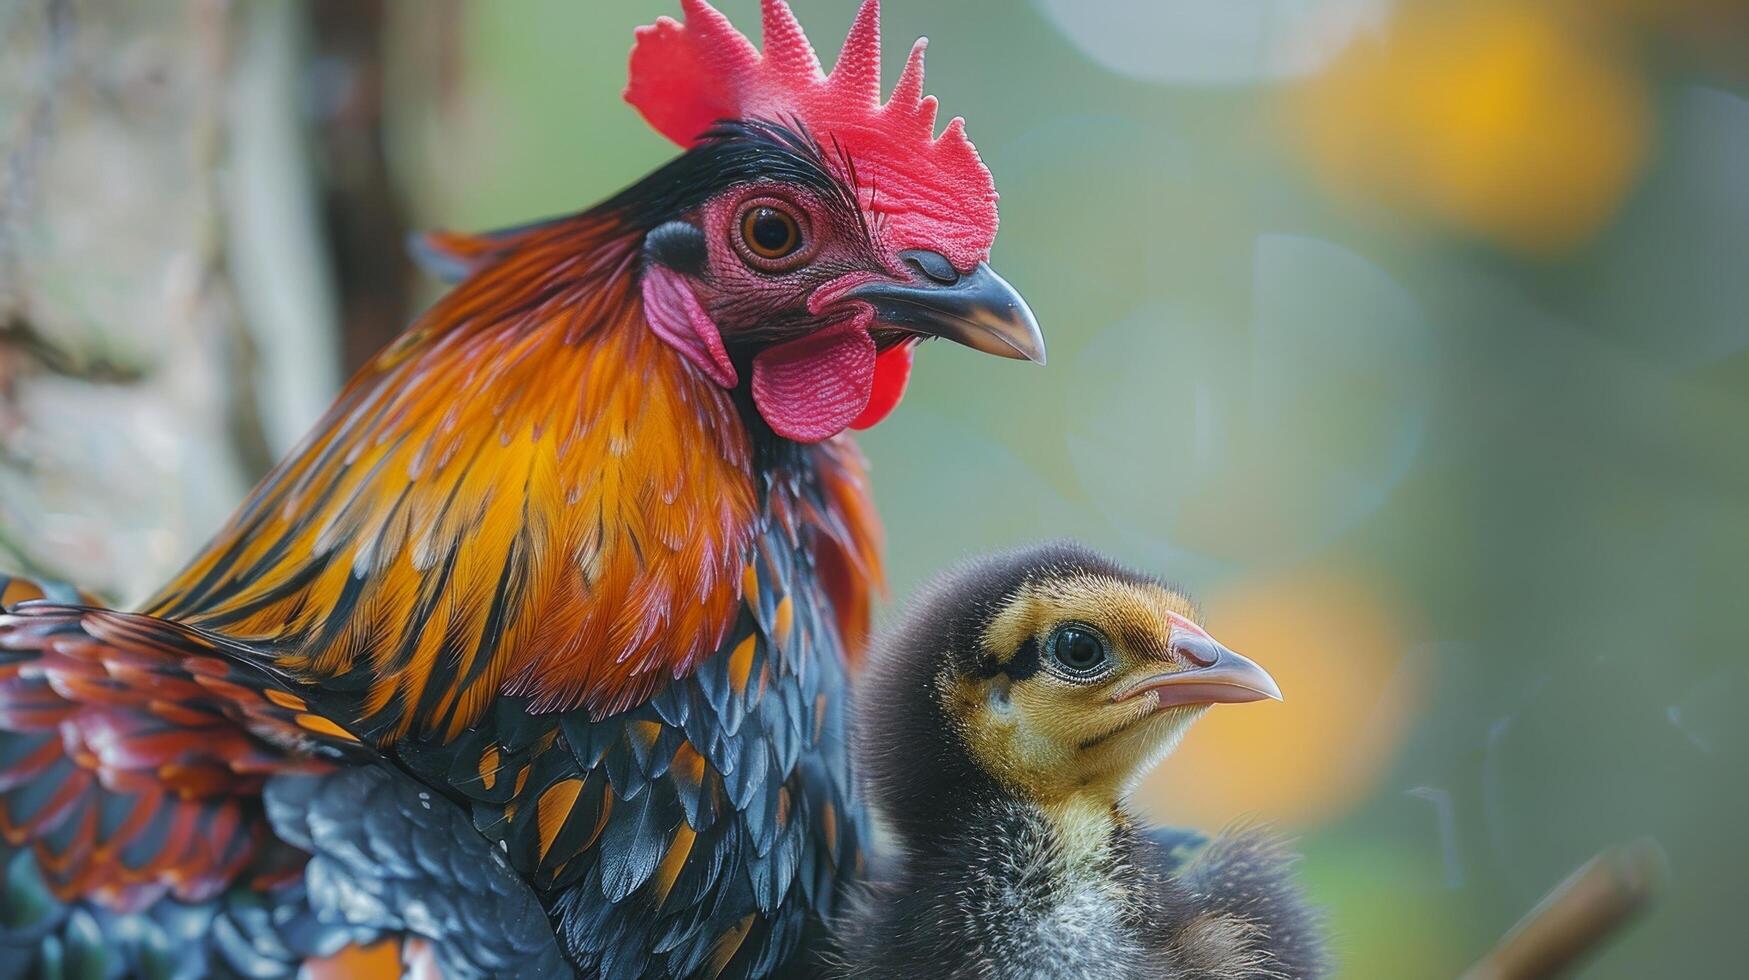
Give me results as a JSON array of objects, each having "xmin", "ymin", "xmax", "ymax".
[
  {"xmin": 843, "ymin": 796, "xmax": 1147, "ymax": 979},
  {"xmin": 836, "ymin": 543, "xmax": 1326, "ymax": 979}
]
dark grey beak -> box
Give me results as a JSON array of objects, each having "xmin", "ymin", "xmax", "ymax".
[{"xmin": 845, "ymin": 253, "xmax": 1046, "ymax": 364}]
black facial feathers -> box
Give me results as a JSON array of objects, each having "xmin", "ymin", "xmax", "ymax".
[
  {"xmin": 607, "ymin": 118, "xmax": 859, "ymax": 233},
  {"xmin": 973, "ymin": 636, "xmax": 1039, "ymax": 681},
  {"xmin": 642, "ymin": 220, "xmax": 708, "ymax": 275}
]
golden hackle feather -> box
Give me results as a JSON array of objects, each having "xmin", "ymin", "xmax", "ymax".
[
  {"xmin": 805, "ymin": 435, "xmax": 884, "ymax": 662},
  {"xmin": 147, "ymin": 214, "xmax": 764, "ymax": 736}
]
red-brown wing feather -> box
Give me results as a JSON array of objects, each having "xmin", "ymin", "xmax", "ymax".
[{"xmin": 0, "ymin": 598, "xmax": 360, "ymax": 910}]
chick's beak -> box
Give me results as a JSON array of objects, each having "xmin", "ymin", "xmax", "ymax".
[
  {"xmin": 1115, "ymin": 628, "xmax": 1283, "ymax": 711},
  {"xmin": 844, "ymin": 251, "xmax": 1046, "ymax": 364}
]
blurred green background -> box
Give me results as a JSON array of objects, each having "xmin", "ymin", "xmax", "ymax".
[{"xmin": 6, "ymin": 0, "xmax": 1748, "ymax": 974}]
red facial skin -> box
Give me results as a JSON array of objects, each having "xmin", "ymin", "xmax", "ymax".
[
  {"xmin": 650, "ymin": 180, "xmax": 922, "ymax": 441},
  {"xmin": 689, "ymin": 182, "xmax": 903, "ymax": 329},
  {"xmin": 626, "ymin": 1, "xmax": 1005, "ymax": 442}
]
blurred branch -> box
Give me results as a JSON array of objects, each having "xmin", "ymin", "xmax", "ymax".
[
  {"xmin": 307, "ymin": 0, "xmax": 416, "ymax": 372},
  {"xmin": 0, "ymin": 314, "xmax": 146, "ymax": 384},
  {"xmin": 307, "ymin": 1, "xmax": 416, "ymax": 369},
  {"xmin": 1460, "ymin": 839, "xmax": 1667, "ymax": 980},
  {"xmin": 224, "ymin": 0, "xmax": 341, "ymax": 464}
]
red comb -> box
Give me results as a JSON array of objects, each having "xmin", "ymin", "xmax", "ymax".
[{"xmin": 626, "ymin": 0, "xmax": 999, "ymax": 270}]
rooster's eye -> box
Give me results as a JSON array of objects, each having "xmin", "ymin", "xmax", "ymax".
[{"xmin": 739, "ymin": 205, "xmax": 803, "ymax": 264}]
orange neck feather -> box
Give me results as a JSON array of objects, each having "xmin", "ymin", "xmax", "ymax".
[{"xmin": 146, "ymin": 213, "xmax": 882, "ymax": 739}]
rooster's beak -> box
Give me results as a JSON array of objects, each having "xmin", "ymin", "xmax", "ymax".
[{"xmin": 846, "ymin": 252, "xmax": 1046, "ymax": 365}]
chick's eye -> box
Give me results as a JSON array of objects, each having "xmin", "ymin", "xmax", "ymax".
[
  {"xmin": 739, "ymin": 206, "xmax": 802, "ymax": 261},
  {"xmin": 1048, "ymin": 625, "xmax": 1110, "ymax": 677}
]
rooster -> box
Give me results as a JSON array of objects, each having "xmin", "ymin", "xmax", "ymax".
[{"xmin": 0, "ymin": 2, "xmax": 1042, "ymax": 978}]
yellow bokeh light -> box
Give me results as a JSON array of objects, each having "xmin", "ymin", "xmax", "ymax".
[{"xmin": 1288, "ymin": 1, "xmax": 1651, "ymax": 253}]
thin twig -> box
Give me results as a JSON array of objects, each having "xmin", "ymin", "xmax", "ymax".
[{"xmin": 1460, "ymin": 839, "xmax": 1667, "ymax": 980}]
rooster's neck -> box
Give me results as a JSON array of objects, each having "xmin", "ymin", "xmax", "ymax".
[{"xmin": 147, "ymin": 213, "xmax": 781, "ymax": 737}]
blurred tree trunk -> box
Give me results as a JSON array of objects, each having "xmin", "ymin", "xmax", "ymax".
[
  {"xmin": 308, "ymin": 0, "xmax": 418, "ymax": 371},
  {"xmin": 0, "ymin": 0, "xmax": 341, "ymax": 604}
]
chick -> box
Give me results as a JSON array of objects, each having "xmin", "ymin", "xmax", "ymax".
[{"xmin": 835, "ymin": 542, "xmax": 1326, "ymax": 980}]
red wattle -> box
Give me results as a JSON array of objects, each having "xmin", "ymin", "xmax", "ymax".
[
  {"xmin": 751, "ymin": 323, "xmax": 876, "ymax": 443},
  {"xmin": 850, "ymin": 340, "xmax": 916, "ymax": 430}
]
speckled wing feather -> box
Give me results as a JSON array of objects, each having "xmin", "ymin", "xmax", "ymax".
[{"xmin": 264, "ymin": 766, "xmax": 569, "ymax": 978}]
